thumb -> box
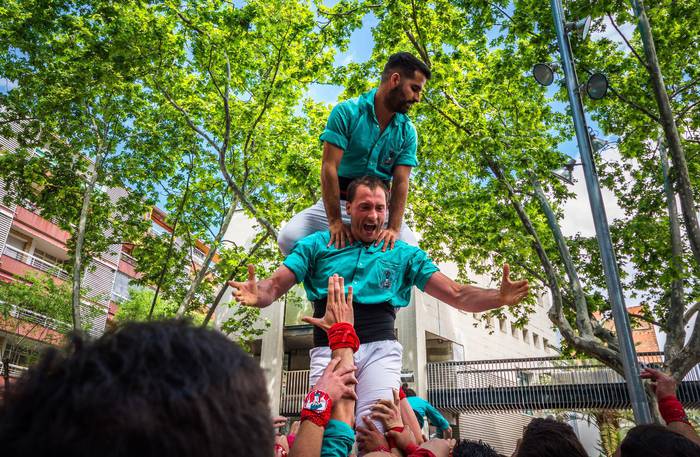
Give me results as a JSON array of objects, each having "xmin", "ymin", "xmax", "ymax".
[
  {"xmin": 247, "ymin": 263, "xmax": 256, "ymax": 281},
  {"xmin": 502, "ymin": 263, "xmax": 510, "ymax": 283},
  {"xmin": 302, "ymin": 316, "xmax": 326, "ymax": 330}
]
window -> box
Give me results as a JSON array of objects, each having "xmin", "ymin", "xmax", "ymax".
[
  {"xmin": 6, "ymin": 231, "xmax": 29, "ymax": 252},
  {"xmin": 523, "ymin": 328, "xmax": 530, "ymax": 344},
  {"xmin": 151, "ymin": 220, "xmax": 169, "ymax": 236},
  {"xmin": 543, "ymin": 338, "xmax": 550, "ymax": 352},
  {"xmin": 33, "ymin": 248, "xmax": 63, "ymax": 266},
  {"xmin": 112, "ymin": 272, "xmax": 131, "ymax": 302},
  {"xmin": 499, "ymin": 318, "xmax": 507, "ymax": 333},
  {"xmin": 511, "ymin": 325, "xmax": 519, "ymax": 339},
  {"xmin": 533, "ymin": 333, "xmax": 540, "ymax": 348},
  {"xmin": 191, "ymin": 247, "xmax": 206, "ymax": 263}
]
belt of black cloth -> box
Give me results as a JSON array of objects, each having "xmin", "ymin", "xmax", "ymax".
[
  {"xmin": 338, "ymin": 176, "xmax": 391, "ymax": 200},
  {"xmin": 312, "ymin": 298, "xmax": 396, "ymax": 348}
]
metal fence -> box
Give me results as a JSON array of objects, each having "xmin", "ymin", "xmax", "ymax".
[
  {"xmin": 2, "ymin": 244, "xmax": 70, "ymax": 281},
  {"xmin": 280, "ymin": 370, "xmax": 310, "ymax": 415},
  {"xmin": 427, "ymin": 353, "xmax": 699, "ymax": 412},
  {"xmin": 7, "ymin": 303, "xmax": 72, "ymax": 333},
  {"xmin": 0, "ymin": 360, "xmax": 28, "ymax": 379}
]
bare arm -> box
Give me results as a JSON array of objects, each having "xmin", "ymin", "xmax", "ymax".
[
  {"xmin": 321, "ymin": 142, "xmax": 353, "ymax": 249},
  {"xmin": 228, "ymin": 264, "xmax": 297, "ymax": 308},
  {"xmin": 376, "ymin": 165, "xmax": 412, "ymax": 251},
  {"xmin": 423, "ymin": 264, "xmax": 529, "ymax": 312}
]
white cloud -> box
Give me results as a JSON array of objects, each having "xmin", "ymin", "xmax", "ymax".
[
  {"xmin": 560, "ymin": 146, "xmax": 626, "ymax": 238},
  {"xmin": 592, "ymin": 16, "xmax": 636, "ymax": 52}
]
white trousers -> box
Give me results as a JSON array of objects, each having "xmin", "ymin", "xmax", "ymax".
[
  {"xmin": 278, "ymin": 199, "xmax": 418, "ymax": 255},
  {"xmin": 309, "ymin": 340, "xmax": 403, "ymax": 434}
]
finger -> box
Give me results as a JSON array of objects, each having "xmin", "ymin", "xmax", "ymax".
[
  {"xmin": 370, "ymin": 404, "xmax": 392, "ymax": 415},
  {"xmin": 393, "ymin": 388, "xmax": 400, "ymax": 405},
  {"xmin": 347, "ymin": 286, "xmax": 353, "ymax": 307},
  {"xmin": 363, "ymin": 415, "xmax": 380, "ymax": 431},
  {"xmin": 339, "ymin": 276, "xmax": 345, "ymax": 305},
  {"xmin": 334, "ymin": 274, "xmax": 342, "ymax": 307},
  {"xmin": 340, "ymin": 373, "xmax": 359, "ymax": 386},
  {"xmin": 339, "ymin": 230, "xmax": 346, "ymax": 249},
  {"xmin": 247, "ymin": 264, "xmax": 256, "ymax": 282},
  {"xmin": 229, "ymin": 280, "xmax": 244, "ymax": 289},
  {"xmin": 346, "ymin": 227, "xmax": 355, "ymax": 245},
  {"xmin": 390, "ymin": 237, "xmax": 396, "ymax": 250},
  {"xmin": 375, "ymin": 231, "xmax": 384, "ymax": 247},
  {"xmin": 327, "ymin": 233, "xmax": 335, "ymax": 248},
  {"xmin": 344, "ymin": 386, "xmax": 358, "ymax": 400}
]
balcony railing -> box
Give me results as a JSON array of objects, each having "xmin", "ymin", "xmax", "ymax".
[
  {"xmin": 120, "ymin": 252, "xmax": 137, "ymax": 267},
  {"xmin": 280, "ymin": 370, "xmax": 310, "ymax": 415},
  {"xmin": 6, "ymin": 303, "xmax": 72, "ymax": 333},
  {"xmin": 0, "ymin": 360, "xmax": 28, "ymax": 379},
  {"xmin": 2, "ymin": 244, "xmax": 70, "ymax": 281}
]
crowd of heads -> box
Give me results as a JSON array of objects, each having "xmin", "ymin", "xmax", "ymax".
[{"xmin": 1, "ymin": 319, "xmax": 698, "ymax": 457}]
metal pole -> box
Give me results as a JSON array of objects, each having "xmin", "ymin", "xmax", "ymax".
[{"xmin": 550, "ymin": 0, "xmax": 652, "ymax": 423}]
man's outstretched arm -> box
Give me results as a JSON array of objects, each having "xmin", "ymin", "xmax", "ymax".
[
  {"xmin": 228, "ymin": 264, "xmax": 297, "ymax": 308},
  {"xmin": 423, "ymin": 264, "xmax": 529, "ymax": 312}
]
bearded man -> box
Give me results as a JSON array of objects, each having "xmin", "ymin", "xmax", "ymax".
[{"xmin": 278, "ymin": 52, "xmax": 431, "ymax": 255}]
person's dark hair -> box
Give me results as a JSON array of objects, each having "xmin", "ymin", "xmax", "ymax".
[
  {"xmin": 347, "ymin": 175, "xmax": 389, "ymax": 204},
  {"xmin": 619, "ymin": 424, "xmax": 700, "ymax": 457},
  {"xmin": 381, "ymin": 52, "xmax": 431, "ymax": 82},
  {"xmin": 0, "ymin": 320, "xmax": 273, "ymax": 457},
  {"xmin": 404, "ymin": 387, "xmax": 417, "ymax": 397},
  {"xmin": 452, "ymin": 439, "xmax": 500, "ymax": 457},
  {"xmin": 515, "ymin": 418, "xmax": 587, "ymax": 457}
]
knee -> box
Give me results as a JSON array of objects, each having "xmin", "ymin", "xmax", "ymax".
[{"xmin": 277, "ymin": 225, "xmax": 298, "ymax": 255}]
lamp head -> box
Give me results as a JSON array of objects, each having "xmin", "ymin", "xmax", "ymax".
[
  {"xmin": 533, "ymin": 63, "xmax": 558, "ymax": 86},
  {"xmin": 566, "ymin": 16, "xmax": 592, "ymax": 40},
  {"xmin": 586, "ymin": 73, "xmax": 609, "ymax": 100}
]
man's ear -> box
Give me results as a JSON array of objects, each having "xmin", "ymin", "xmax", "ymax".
[
  {"xmin": 346, "ymin": 200, "xmax": 352, "ymax": 215},
  {"xmin": 390, "ymin": 72, "xmax": 401, "ymax": 88}
]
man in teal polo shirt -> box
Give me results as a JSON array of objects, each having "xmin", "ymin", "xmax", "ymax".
[
  {"xmin": 232, "ymin": 176, "xmax": 529, "ymax": 436},
  {"xmin": 277, "ymin": 52, "xmax": 431, "ymax": 255}
]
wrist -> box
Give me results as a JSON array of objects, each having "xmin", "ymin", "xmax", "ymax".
[
  {"xmin": 300, "ymin": 390, "xmax": 333, "ymax": 428},
  {"xmin": 658, "ymin": 394, "xmax": 691, "ymax": 425}
]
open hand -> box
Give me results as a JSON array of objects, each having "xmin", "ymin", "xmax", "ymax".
[
  {"xmin": 228, "ymin": 264, "xmax": 260, "ymax": 307},
  {"xmin": 303, "ymin": 275, "xmax": 354, "ymax": 331},
  {"xmin": 375, "ymin": 227, "xmax": 399, "ymax": 251},
  {"xmin": 498, "ymin": 264, "xmax": 529, "ymax": 306}
]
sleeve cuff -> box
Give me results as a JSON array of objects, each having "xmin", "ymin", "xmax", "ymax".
[
  {"xmin": 415, "ymin": 267, "xmax": 439, "ymax": 291},
  {"xmin": 320, "ymin": 130, "xmax": 348, "ymax": 150},
  {"xmin": 282, "ymin": 258, "xmax": 305, "ymax": 284}
]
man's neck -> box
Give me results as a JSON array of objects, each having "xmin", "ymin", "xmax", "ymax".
[{"xmin": 374, "ymin": 87, "xmax": 395, "ymax": 131}]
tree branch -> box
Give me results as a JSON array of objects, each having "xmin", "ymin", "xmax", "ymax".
[
  {"xmin": 607, "ymin": 13, "xmax": 648, "ymax": 69},
  {"xmin": 684, "ymin": 302, "xmax": 700, "ymax": 325},
  {"xmin": 607, "ymin": 84, "xmax": 660, "ymax": 123},
  {"xmin": 670, "ymin": 77, "xmax": 700, "ymax": 99}
]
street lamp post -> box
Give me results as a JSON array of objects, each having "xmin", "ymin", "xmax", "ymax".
[{"xmin": 549, "ymin": 0, "xmax": 653, "ymax": 423}]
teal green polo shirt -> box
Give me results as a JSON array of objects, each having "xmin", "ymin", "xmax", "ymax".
[
  {"xmin": 319, "ymin": 88, "xmax": 418, "ymax": 181},
  {"xmin": 282, "ymin": 231, "xmax": 439, "ymax": 307}
]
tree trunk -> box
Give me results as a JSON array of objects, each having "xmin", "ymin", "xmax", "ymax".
[
  {"xmin": 71, "ymin": 152, "xmax": 104, "ymax": 332},
  {"xmin": 176, "ymin": 197, "xmax": 238, "ymax": 317},
  {"xmin": 630, "ymin": 0, "xmax": 700, "ymax": 267},
  {"xmin": 530, "ymin": 173, "xmax": 594, "ymax": 337},
  {"xmin": 659, "ymin": 138, "xmax": 686, "ymax": 362}
]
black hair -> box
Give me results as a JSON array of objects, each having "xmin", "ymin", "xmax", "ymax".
[
  {"xmin": 347, "ymin": 175, "xmax": 390, "ymax": 204},
  {"xmin": 0, "ymin": 320, "xmax": 273, "ymax": 457},
  {"xmin": 452, "ymin": 439, "xmax": 500, "ymax": 457},
  {"xmin": 381, "ymin": 52, "xmax": 432, "ymax": 82},
  {"xmin": 515, "ymin": 418, "xmax": 587, "ymax": 457},
  {"xmin": 620, "ymin": 424, "xmax": 700, "ymax": 457}
]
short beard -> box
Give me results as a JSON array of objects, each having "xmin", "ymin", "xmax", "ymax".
[{"xmin": 387, "ymin": 86, "xmax": 410, "ymax": 114}]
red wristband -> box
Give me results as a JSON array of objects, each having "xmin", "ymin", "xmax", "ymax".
[
  {"xmin": 386, "ymin": 426, "xmax": 405, "ymax": 450},
  {"xmin": 399, "ymin": 387, "xmax": 407, "ymax": 400},
  {"xmin": 328, "ymin": 322, "xmax": 360, "ymax": 353},
  {"xmin": 274, "ymin": 444, "xmax": 288, "ymax": 457},
  {"xmin": 300, "ymin": 390, "xmax": 333, "ymax": 427},
  {"xmin": 659, "ymin": 395, "xmax": 691, "ymax": 425}
]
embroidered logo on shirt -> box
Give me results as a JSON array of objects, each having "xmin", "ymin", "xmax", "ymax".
[{"xmin": 381, "ymin": 269, "xmax": 395, "ymax": 289}]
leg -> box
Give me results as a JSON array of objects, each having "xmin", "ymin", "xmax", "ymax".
[
  {"xmin": 278, "ymin": 200, "xmax": 330, "ymax": 255},
  {"xmin": 354, "ymin": 340, "xmax": 403, "ymax": 435}
]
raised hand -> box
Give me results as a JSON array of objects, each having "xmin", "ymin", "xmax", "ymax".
[
  {"xmin": 312, "ymin": 357, "xmax": 358, "ymax": 403},
  {"xmin": 641, "ymin": 367, "xmax": 677, "ymax": 400},
  {"xmin": 228, "ymin": 264, "xmax": 260, "ymax": 307},
  {"xmin": 302, "ymin": 274, "xmax": 354, "ymax": 332},
  {"xmin": 498, "ymin": 263, "xmax": 529, "ymax": 306}
]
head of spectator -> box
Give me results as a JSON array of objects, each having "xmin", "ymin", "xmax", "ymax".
[
  {"xmin": 452, "ymin": 439, "xmax": 500, "ymax": 457},
  {"xmin": 617, "ymin": 423, "xmax": 700, "ymax": 457},
  {"xmin": 514, "ymin": 418, "xmax": 587, "ymax": 457},
  {"xmin": 346, "ymin": 176, "xmax": 390, "ymax": 243},
  {"xmin": 0, "ymin": 320, "xmax": 273, "ymax": 457},
  {"xmin": 380, "ymin": 52, "xmax": 431, "ymax": 114}
]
